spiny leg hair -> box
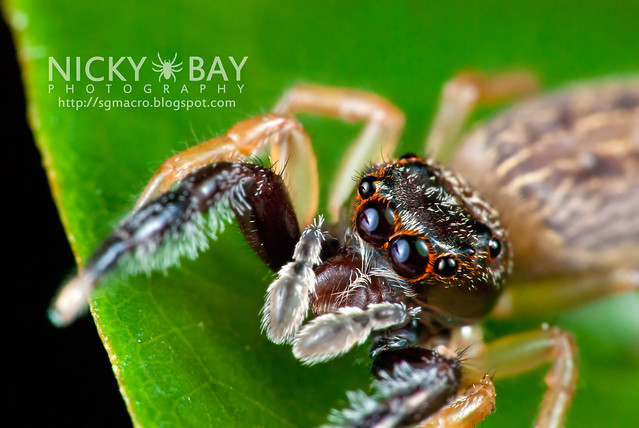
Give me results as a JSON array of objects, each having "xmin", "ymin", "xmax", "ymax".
[
  {"xmin": 262, "ymin": 217, "xmax": 326, "ymax": 344},
  {"xmin": 292, "ymin": 303, "xmax": 419, "ymax": 365},
  {"xmin": 49, "ymin": 162, "xmax": 294, "ymax": 327},
  {"xmin": 326, "ymin": 345, "xmax": 462, "ymax": 428}
]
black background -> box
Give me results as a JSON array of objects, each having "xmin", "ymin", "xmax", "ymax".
[{"xmin": 3, "ymin": 15, "xmax": 131, "ymax": 426}]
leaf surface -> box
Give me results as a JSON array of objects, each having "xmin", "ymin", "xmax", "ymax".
[{"xmin": 8, "ymin": 1, "xmax": 639, "ymax": 426}]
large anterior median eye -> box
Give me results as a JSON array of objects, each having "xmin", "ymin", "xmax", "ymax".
[
  {"xmin": 356, "ymin": 200, "xmax": 395, "ymax": 247},
  {"xmin": 389, "ymin": 235, "xmax": 430, "ymax": 279}
]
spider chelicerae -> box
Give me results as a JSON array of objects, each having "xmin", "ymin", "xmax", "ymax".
[{"xmin": 50, "ymin": 72, "xmax": 639, "ymax": 427}]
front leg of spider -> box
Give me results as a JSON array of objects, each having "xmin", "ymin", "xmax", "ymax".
[
  {"xmin": 328, "ymin": 322, "xmax": 462, "ymax": 428},
  {"xmin": 49, "ymin": 162, "xmax": 301, "ymax": 326}
]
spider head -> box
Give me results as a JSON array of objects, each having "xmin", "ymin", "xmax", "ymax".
[{"xmin": 353, "ymin": 155, "xmax": 511, "ymax": 324}]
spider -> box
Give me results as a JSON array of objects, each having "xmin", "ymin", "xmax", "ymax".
[
  {"xmin": 151, "ymin": 52, "xmax": 183, "ymax": 82},
  {"xmin": 49, "ymin": 72, "xmax": 639, "ymax": 427}
]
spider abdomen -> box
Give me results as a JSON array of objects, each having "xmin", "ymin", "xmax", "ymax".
[{"xmin": 452, "ymin": 80, "xmax": 639, "ymax": 280}]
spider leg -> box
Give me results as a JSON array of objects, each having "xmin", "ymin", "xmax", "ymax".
[
  {"xmin": 49, "ymin": 162, "xmax": 300, "ymax": 327},
  {"xmin": 274, "ymin": 84, "xmax": 405, "ymax": 222},
  {"xmin": 326, "ymin": 321, "xmax": 499, "ymax": 428},
  {"xmin": 492, "ymin": 267, "xmax": 639, "ymax": 318},
  {"xmin": 328, "ymin": 344, "xmax": 463, "ymax": 428},
  {"xmin": 420, "ymin": 367, "xmax": 496, "ymax": 428},
  {"xmin": 424, "ymin": 71, "xmax": 538, "ymax": 163},
  {"xmin": 135, "ymin": 113, "xmax": 318, "ymax": 227},
  {"xmin": 480, "ymin": 326, "xmax": 578, "ymax": 428},
  {"xmin": 414, "ymin": 322, "xmax": 577, "ymax": 427},
  {"xmin": 292, "ymin": 303, "xmax": 414, "ymax": 364}
]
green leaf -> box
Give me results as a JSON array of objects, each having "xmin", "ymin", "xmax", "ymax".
[{"xmin": 8, "ymin": 0, "xmax": 639, "ymax": 426}]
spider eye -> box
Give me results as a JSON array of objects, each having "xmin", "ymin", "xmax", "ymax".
[
  {"xmin": 389, "ymin": 235, "xmax": 430, "ymax": 279},
  {"xmin": 358, "ymin": 176, "xmax": 377, "ymax": 199},
  {"xmin": 488, "ymin": 237, "xmax": 501, "ymax": 258},
  {"xmin": 434, "ymin": 256, "xmax": 458, "ymax": 277},
  {"xmin": 356, "ymin": 200, "xmax": 395, "ymax": 247},
  {"xmin": 473, "ymin": 222, "xmax": 502, "ymax": 259}
]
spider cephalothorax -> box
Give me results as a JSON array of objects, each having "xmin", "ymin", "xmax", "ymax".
[
  {"xmin": 50, "ymin": 75, "xmax": 639, "ymax": 428},
  {"xmin": 350, "ymin": 155, "xmax": 512, "ymax": 324},
  {"xmin": 304, "ymin": 154, "xmax": 511, "ymax": 345}
]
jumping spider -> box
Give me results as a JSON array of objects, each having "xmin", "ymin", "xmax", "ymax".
[{"xmin": 50, "ymin": 72, "xmax": 639, "ymax": 427}]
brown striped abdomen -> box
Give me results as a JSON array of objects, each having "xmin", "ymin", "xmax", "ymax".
[{"xmin": 451, "ymin": 79, "xmax": 639, "ymax": 280}]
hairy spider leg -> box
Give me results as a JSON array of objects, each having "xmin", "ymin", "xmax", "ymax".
[
  {"xmin": 433, "ymin": 323, "xmax": 577, "ymax": 428},
  {"xmin": 326, "ymin": 320, "xmax": 496, "ymax": 428},
  {"xmin": 49, "ymin": 162, "xmax": 300, "ymax": 327},
  {"xmin": 329, "ymin": 331, "xmax": 464, "ymax": 428},
  {"xmin": 274, "ymin": 84, "xmax": 405, "ymax": 222},
  {"xmin": 424, "ymin": 71, "xmax": 539, "ymax": 163},
  {"xmin": 402, "ymin": 326, "xmax": 496, "ymax": 428},
  {"xmin": 420, "ymin": 368, "xmax": 496, "ymax": 428},
  {"xmin": 135, "ymin": 113, "xmax": 319, "ymax": 228}
]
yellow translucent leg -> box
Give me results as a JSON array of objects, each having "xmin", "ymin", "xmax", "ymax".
[
  {"xmin": 424, "ymin": 71, "xmax": 539, "ymax": 163},
  {"xmin": 492, "ymin": 268, "xmax": 639, "ymax": 318},
  {"xmin": 420, "ymin": 366, "xmax": 496, "ymax": 428},
  {"xmin": 482, "ymin": 326, "xmax": 578, "ymax": 428},
  {"xmin": 274, "ymin": 83, "xmax": 404, "ymax": 222},
  {"xmin": 135, "ymin": 113, "xmax": 318, "ymax": 227}
]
